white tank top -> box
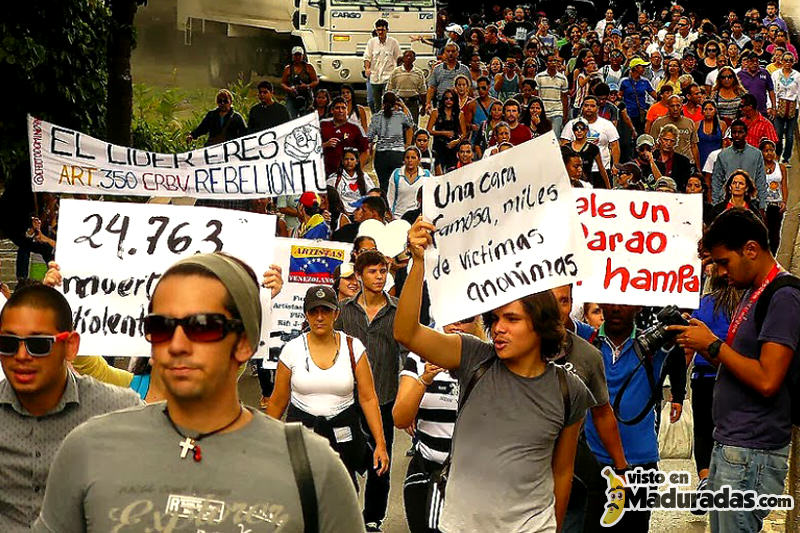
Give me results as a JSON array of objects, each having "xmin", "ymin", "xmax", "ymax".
[{"xmin": 765, "ymin": 163, "xmax": 783, "ymax": 204}]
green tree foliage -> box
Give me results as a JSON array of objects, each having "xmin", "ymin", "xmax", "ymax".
[{"xmin": 0, "ymin": 1, "xmax": 112, "ymax": 238}]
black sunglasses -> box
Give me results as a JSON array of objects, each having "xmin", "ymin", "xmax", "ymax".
[
  {"xmin": 0, "ymin": 332, "xmax": 71, "ymax": 357},
  {"xmin": 217, "ymin": 99, "xmax": 230, "ymax": 104},
  {"xmin": 144, "ymin": 313, "xmax": 244, "ymax": 344}
]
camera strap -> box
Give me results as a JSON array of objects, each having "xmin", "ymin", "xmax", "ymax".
[{"xmin": 611, "ymin": 349, "xmax": 663, "ymax": 425}]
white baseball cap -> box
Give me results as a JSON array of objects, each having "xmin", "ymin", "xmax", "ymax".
[
  {"xmin": 291, "ymin": 46, "xmax": 304, "ymax": 55},
  {"xmin": 445, "ymin": 23, "xmax": 464, "ymax": 35}
]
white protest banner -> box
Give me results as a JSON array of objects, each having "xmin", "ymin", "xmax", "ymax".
[
  {"xmin": 28, "ymin": 113, "xmax": 325, "ymax": 199},
  {"xmin": 572, "ymin": 189, "xmax": 702, "ymax": 308},
  {"xmin": 265, "ymin": 238, "xmax": 352, "ymax": 368},
  {"xmin": 55, "ymin": 199, "xmax": 276, "ymax": 356},
  {"xmin": 422, "ymin": 133, "xmax": 586, "ymax": 326}
]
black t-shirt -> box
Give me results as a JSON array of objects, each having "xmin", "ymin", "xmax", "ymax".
[
  {"xmin": 331, "ymin": 222, "xmax": 360, "ymax": 243},
  {"xmin": 247, "ymin": 102, "xmax": 291, "ymax": 133},
  {"xmin": 480, "ymin": 40, "xmax": 510, "ymax": 62},
  {"xmin": 502, "ymin": 20, "xmax": 534, "ymax": 43}
]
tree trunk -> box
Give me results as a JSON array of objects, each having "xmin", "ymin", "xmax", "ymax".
[{"xmin": 106, "ymin": 0, "xmax": 139, "ymax": 146}]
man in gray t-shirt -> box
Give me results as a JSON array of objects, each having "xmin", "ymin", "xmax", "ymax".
[
  {"xmin": 34, "ymin": 405, "xmax": 360, "ymax": 532},
  {"xmin": 33, "ymin": 252, "xmax": 363, "ymax": 533},
  {"xmin": 395, "ymin": 220, "xmax": 594, "ymax": 532}
]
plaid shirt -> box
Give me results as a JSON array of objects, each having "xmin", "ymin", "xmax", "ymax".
[{"xmin": 743, "ymin": 112, "xmax": 778, "ymax": 147}]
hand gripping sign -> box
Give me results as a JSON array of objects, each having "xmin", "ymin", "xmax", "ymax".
[
  {"xmin": 55, "ymin": 199, "xmax": 276, "ymax": 357},
  {"xmin": 421, "ymin": 133, "xmax": 587, "ymax": 326}
]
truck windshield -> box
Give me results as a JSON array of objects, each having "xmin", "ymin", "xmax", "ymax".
[{"xmin": 330, "ymin": 0, "xmax": 433, "ymax": 7}]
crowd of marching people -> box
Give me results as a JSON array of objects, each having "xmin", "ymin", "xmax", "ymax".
[{"xmin": 3, "ymin": 2, "xmax": 800, "ymax": 533}]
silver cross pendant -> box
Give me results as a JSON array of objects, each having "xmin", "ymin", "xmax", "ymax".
[{"xmin": 179, "ymin": 436, "xmax": 196, "ymax": 459}]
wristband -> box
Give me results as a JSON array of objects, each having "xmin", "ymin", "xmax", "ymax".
[{"xmin": 417, "ymin": 375, "xmax": 432, "ymax": 387}]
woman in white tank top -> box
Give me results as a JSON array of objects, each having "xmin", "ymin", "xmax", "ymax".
[{"xmin": 268, "ymin": 285, "xmax": 389, "ymax": 480}]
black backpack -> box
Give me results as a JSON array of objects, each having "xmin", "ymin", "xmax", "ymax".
[{"xmin": 752, "ymin": 274, "xmax": 800, "ymax": 426}]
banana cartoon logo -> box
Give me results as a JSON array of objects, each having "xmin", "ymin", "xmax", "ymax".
[
  {"xmin": 284, "ymin": 124, "xmax": 322, "ymax": 161},
  {"xmin": 601, "ymin": 466, "xmax": 626, "ymax": 527}
]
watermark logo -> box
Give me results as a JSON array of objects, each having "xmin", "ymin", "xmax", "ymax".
[{"xmin": 600, "ymin": 467, "xmax": 794, "ymax": 527}]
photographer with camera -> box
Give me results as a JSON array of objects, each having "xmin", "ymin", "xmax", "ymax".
[
  {"xmin": 583, "ymin": 303, "xmax": 679, "ymax": 532},
  {"xmin": 671, "ymin": 208, "xmax": 800, "ymax": 533}
]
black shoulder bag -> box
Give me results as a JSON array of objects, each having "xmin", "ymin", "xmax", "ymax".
[{"xmin": 285, "ymin": 422, "xmax": 318, "ymax": 533}]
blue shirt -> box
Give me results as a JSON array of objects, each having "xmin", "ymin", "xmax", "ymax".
[
  {"xmin": 690, "ymin": 295, "xmax": 731, "ymax": 378},
  {"xmin": 572, "ymin": 319, "xmax": 595, "ymax": 342},
  {"xmin": 619, "ymin": 77, "xmax": 654, "ymax": 119},
  {"xmin": 584, "ymin": 326, "xmax": 668, "ymax": 465}
]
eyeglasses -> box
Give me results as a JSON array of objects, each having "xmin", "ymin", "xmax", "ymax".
[
  {"xmin": 217, "ymin": 99, "xmax": 230, "ymax": 104},
  {"xmin": 143, "ymin": 313, "xmax": 244, "ymax": 344},
  {"xmin": 0, "ymin": 332, "xmax": 71, "ymax": 357}
]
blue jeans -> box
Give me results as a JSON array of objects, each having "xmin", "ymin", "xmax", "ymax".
[
  {"xmin": 774, "ymin": 115, "xmax": 796, "ymax": 161},
  {"xmin": 708, "ymin": 442, "xmax": 790, "ymax": 533},
  {"xmin": 551, "ymin": 115, "xmax": 564, "ymax": 139}
]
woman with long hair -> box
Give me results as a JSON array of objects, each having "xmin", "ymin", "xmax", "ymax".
[
  {"xmin": 453, "ymin": 75, "xmax": 472, "ymax": 110},
  {"xmin": 687, "ymin": 266, "xmax": 743, "ymax": 496},
  {"xmin": 340, "ymin": 84, "xmax": 370, "ymax": 132},
  {"xmin": 524, "ymin": 97, "xmax": 553, "ymax": 136},
  {"xmin": 367, "ymin": 91, "xmax": 414, "ymax": 194},
  {"xmin": 427, "ymin": 88, "xmax": 466, "ymax": 173},
  {"xmin": 387, "ymin": 146, "xmax": 432, "ymax": 219},
  {"xmin": 572, "ymin": 51, "xmax": 600, "ymax": 118},
  {"xmin": 772, "ymin": 51, "xmax": 800, "ymax": 165},
  {"xmin": 726, "ymin": 42, "xmax": 741, "ymax": 69},
  {"xmin": 657, "ymin": 58, "xmax": 683, "ymax": 94},
  {"xmin": 314, "ymin": 88, "xmax": 332, "ymax": 120},
  {"xmin": 327, "ymin": 147, "xmax": 369, "ymax": 217},
  {"xmin": 394, "ymin": 316, "xmax": 486, "ymax": 533},
  {"xmin": 695, "ymin": 99, "xmax": 726, "ymax": 169},
  {"xmin": 268, "ymin": 285, "xmax": 390, "ymax": 483},
  {"xmin": 761, "ymin": 138, "xmax": 789, "ymax": 254},
  {"xmin": 477, "ymin": 100, "xmax": 504, "ymax": 158},
  {"xmin": 487, "ymin": 57, "xmax": 504, "ymax": 97},
  {"xmin": 698, "ymin": 40, "xmax": 720, "ymax": 79},
  {"xmin": 708, "ymin": 169, "xmax": 761, "ymax": 220},
  {"xmin": 711, "ymin": 66, "xmax": 747, "ymax": 126}
]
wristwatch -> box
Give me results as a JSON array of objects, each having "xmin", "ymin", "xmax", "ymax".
[
  {"xmin": 613, "ymin": 464, "xmax": 630, "ymax": 477},
  {"xmin": 707, "ymin": 339, "xmax": 723, "ymax": 360}
]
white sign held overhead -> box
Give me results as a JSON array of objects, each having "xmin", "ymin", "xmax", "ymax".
[
  {"xmin": 422, "ymin": 133, "xmax": 587, "ymax": 326},
  {"xmin": 572, "ymin": 189, "xmax": 703, "ymax": 309},
  {"xmin": 55, "ymin": 199, "xmax": 276, "ymax": 357},
  {"xmin": 29, "ymin": 114, "xmax": 325, "ymax": 198}
]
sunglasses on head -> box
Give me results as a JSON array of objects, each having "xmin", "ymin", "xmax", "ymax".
[
  {"xmin": 144, "ymin": 313, "xmax": 244, "ymax": 344},
  {"xmin": 0, "ymin": 332, "xmax": 71, "ymax": 357}
]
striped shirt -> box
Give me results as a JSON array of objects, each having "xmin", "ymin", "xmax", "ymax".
[
  {"xmin": 534, "ymin": 70, "xmax": 569, "ymax": 117},
  {"xmin": 335, "ymin": 291, "xmax": 407, "ymax": 405},
  {"xmin": 401, "ymin": 353, "xmax": 458, "ymax": 464},
  {"xmin": 366, "ymin": 111, "xmax": 413, "ymax": 153}
]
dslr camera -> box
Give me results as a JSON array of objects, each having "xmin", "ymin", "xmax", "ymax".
[{"xmin": 634, "ymin": 305, "xmax": 688, "ymax": 358}]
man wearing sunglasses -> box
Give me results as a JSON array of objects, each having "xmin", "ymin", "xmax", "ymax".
[
  {"xmin": 33, "ymin": 253, "xmax": 363, "ymax": 532},
  {"xmin": 0, "ymin": 285, "xmax": 142, "ymax": 532}
]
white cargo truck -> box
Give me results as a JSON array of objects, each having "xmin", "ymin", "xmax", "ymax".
[{"xmin": 177, "ymin": 0, "xmax": 438, "ymax": 86}]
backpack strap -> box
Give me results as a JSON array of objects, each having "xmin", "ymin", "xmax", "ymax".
[
  {"xmin": 754, "ymin": 275, "xmax": 800, "ymax": 333},
  {"xmin": 555, "ymin": 364, "xmax": 571, "ymax": 427},
  {"xmin": 346, "ymin": 335, "xmax": 358, "ymax": 392},
  {"xmin": 285, "ymin": 422, "xmax": 318, "ymax": 533}
]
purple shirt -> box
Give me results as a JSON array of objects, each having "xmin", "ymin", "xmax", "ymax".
[
  {"xmin": 713, "ymin": 275, "xmax": 800, "ymax": 450},
  {"xmin": 763, "ymin": 16, "xmax": 788, "ymax": 32},
  {"xmin": 739, "ymin": 68, "xmax": 775, "ymax": 114}
]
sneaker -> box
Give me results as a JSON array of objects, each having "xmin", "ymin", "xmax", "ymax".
[
  {"xmin": 691, "ymin": 477, "xmax": 708, "ymax": 516},
  {"xmin": 786, "ymin": 161, "xmax": 793, "ymax": 168},
  {"xmin": 365, "ymin": 521, "xmax": 383, "ymax": 532}
]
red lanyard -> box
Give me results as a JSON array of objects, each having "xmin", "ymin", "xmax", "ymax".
[{"xmin": 726, "ymin": 263, "xmax": 781, "ymax": 344}]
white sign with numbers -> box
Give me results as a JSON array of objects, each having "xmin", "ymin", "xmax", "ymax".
[{"xmin": 55, "ymin": 199, "xmax": 276, "ymax": 357}]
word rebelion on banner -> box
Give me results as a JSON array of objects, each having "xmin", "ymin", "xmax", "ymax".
[{"xmin": 28, "ymin": 114, "xmax": 326, "ymax": 199}]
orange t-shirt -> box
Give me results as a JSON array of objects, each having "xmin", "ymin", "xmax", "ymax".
[{"xmin": 646, "ymin": 101, "xmax": 669, "ymax": 123}]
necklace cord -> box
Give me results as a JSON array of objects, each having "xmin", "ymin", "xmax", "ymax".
[{"xmin": 164, "ymin": 404, "xmax": 244, "ymax": 442}]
